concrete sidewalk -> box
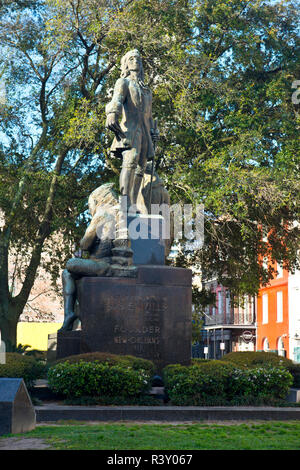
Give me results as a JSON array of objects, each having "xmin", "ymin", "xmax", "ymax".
[{"xmin": 35, "ymin": 404, "xmax": 300, "ymax": 423}]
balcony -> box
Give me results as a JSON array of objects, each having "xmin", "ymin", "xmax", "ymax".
[{"xmin": 204, "ymin": 311, "xmax": 255, "ymax": 327}]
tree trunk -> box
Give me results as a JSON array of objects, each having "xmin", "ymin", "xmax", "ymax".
[
  {"xmin": 0, "ymin": 148, "xmax": 68, "ymax": 349},
  {"xmin": 0, "ymin": 305, "xmax": 19, "ymax": 351}
]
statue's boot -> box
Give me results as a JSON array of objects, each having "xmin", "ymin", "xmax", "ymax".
[
  {"xmin": 58, "ymin": 295, "xmax": 78, "ymax": 331},
  {"xmin": 59, "ymin": 269, "xmax": 78, "ymax": 332}
]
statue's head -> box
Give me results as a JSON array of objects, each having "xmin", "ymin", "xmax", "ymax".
[{"xmin": 120, "ymin": 49, "xmax": 144, "ymax": 81}]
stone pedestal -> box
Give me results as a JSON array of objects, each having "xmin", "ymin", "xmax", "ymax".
[
  {"xmin": 76, "ymin": 266, "xmax": 192, "ymax": 372},
  {"xmin": 128, "ymin": 214, "xmax": 166, "ymax": 265},
  {"xmin": 48, "ymin": 331, "xmax": 81, "ymax": 362}
]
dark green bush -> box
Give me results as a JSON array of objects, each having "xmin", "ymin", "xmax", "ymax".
[
  {"xmin": 0, "ymin": 353, "xmax": 46, "ymax": 390},
  {"xmin": 222, "ymin": 352, "xmax": 300, "ymax": 388},
  {"xmin": 287, "ymin": 364, "xmax": 300, "ymax": 388},
  {"xmin": 163, "ymin": 362, "xmax": 293, "ymax": 405},
  {"xmin": 222, "ymin": 351, "xmax": 294, "ymax": 369},
  {"xmin": 191, "ymin": 358, "xmax": 209, "ymax": 365},
  {"xmin": 54, "ymin": 352, "xmax": 155, "ymax": 376},
  {"xmin": 163, "ymin": 364, "xmax": 231, "ymax": 405},
  {"xmin": 47, "ymin": 360, "xmax": 152, "ymax": 398},
  {"xmin": 11, "ymin": 343, "xmax": 46, "ymax": 360},
  {"xmin": 191, "ymin": 359, "xmax": 238, "ymax": 371},
  {"xmin": 225, "ymin": 366, "xmax": 293, "ymax": 400}
]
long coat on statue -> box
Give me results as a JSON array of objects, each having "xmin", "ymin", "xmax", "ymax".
[{"xmin": 105, "ymin": 77, "xmax": 155, "ymax": 161}]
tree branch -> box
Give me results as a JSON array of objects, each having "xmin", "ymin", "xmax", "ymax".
[{"xmin": 13, "ymin": 147, "xmax": 69, "ymax": 309}]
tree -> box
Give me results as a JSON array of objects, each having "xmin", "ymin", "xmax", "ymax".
[
  {"xmin": 162, "ymin": 0, "xmax": 300, "ymax": 296},
  {"xmin": 0, "ymin": 0, "xmax": 299, "ymax": 348},
  {"xmin": 0, "ymin": 0, "xmax": 194, "ymax": 347}
]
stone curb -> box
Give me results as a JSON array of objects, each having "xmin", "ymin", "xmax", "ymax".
[{"xmin": 35, "ymin": 405, "xmax": 300, "ymax": 423}]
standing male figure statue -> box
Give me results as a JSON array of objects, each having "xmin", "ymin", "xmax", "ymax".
[{"xmin": 106, "ymin": 49, "xmax": 159, "ymax": 210}]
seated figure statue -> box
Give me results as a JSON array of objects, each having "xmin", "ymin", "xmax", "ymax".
[{"xmin": 59, "ymin": 183, "xmax": 118, "ymax": 331}]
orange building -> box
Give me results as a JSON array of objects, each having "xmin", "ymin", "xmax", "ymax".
[{"xmin": 257, "ymin": 262, "xmax": 289, "ymax": 357}]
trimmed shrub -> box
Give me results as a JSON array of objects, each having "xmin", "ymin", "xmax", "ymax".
[
  {"xmin": 190, "ymin": 359, "xmax": 238, "ymax": 371},
  {"xmin": 163, "ymin": 362, "xmax": 293, "ymax": 405},
  {"xmin": 287, "ymin": 364, "xmax": 300, "ymax": 388},
  {"xmin": 222, "ymin": 351, "xmax": 294, "ymax": 369},
  {"xmin": 191, "ymin": 358, "xmax": 209, "ymax": 365},
  {"xmin": 54, "ymin": 352, "xmax": 155, "ymax": 376},
  {"xmin": 226, "ymin": 366, "xmax": 293, "ymax": 400},
  {"xmin": 47, "ymin": 360, "xmax": 152, "ymax": 398},
  {"xmin": 223, "ymin": 352, "xmax": 300, "ymax": 388},
  {"xmin": 163, "ymin": 364, "xmax": 230, "ymax": 405},
  {"xmin": 0, "ymin": 353, "xmax": 46, "ymax": 390}
]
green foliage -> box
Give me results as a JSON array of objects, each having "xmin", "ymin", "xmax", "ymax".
[
  {"xmin": 10, "ymin": 343, "xmax": 46, "ymax": 360},
  {"xmin": 163, "ymin": 362, "xmax": 234, "ymax": 405},
  {"xmin": 47, "ymin": 360, "xmax": 152, "ymax": 398},
  {"xmin": 163, "ymin": 361, "xmax": 293, "ymax": 405},
  {"xmin": 191, "ymin": 358, "xmax": 239, "ymax": 369},
  {"xmin": 222, "ymin": 351, "xmax": 300, "ymax": 389},
  {"xmin": 10, "ymin": 343, "xmax": 32, "ymax": 354},
  {"xmin": 12, "ymin": 421, "xmax": 300, "ymax": 450},
  {"xmin": 226, "ymin": 366, "xmax": 293, "ymax": 401},
  {"xmin": 191, "ymin": 312, "xmax": 204, "ymax": 344},
  {"xmin": 53, "ymin": 352, "xmax": 155, "ymax": 376},
  {"xmin": 222, "ymin": 351, "xmax": 294, "ymax": 369},
  {"xmin": 205, "ymin": 353, "xmax": 300, "ymax": 389},
  {"xmin": 285, "ymin": 363, "xmax": 300, "ymax": 388},
  {"xmin": 0, "ymin": 352, "xmax": 46, "ymax": 390}
]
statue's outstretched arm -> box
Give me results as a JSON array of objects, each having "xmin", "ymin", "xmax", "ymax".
[{"xmin": 148, "ymin": 94, "xmax": 159, "ymax": 146}]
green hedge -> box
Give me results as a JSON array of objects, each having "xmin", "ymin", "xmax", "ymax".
[
  {"xmin": 163, "ymin": 363, "xmax": 233, "ymax": 405},
  {"xmin": 163, "ymin": 363, "xmax": 293, "ymax": 406},
  {"xmin": 54, "ymin": 352, "xmax": 155, "ymax": 376},
  {"xmin": 0, "ymin": 353, "xmax": 46, "ymax": 390},
  {"xmin": 225, "ymin": 367, "xmax": 293, "ymax": 401},
  {"xmin": 191, "ymin": 359, "xmax": 239, "ymax": 370},
  {"xmin": 287, "ymin": 364, "xmax": 300, "ymax": 388},
  {"xmin": 222, "ymin": 351, "xmax": 294, "ymax": 369},
  {"xmin": 47, "ymin": 360, "xmax": 152, "ymax": 398},
  {"xmin": 222, "ymin": 352, "xmax": 300, "ymax": 387}
]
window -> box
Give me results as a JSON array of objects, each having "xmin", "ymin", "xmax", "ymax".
[
  {"xmin": 244, "ymin": 296, "xmax": 249, "ymax": 317},
  {"xmin": 225, "ymin": 291, "xmax": 231, "ymax": 318},
  {"xmin": 263, "ymin": 338, "xmax": 269, "ymax": 352},
  {"xmin": 262, "ymin": 294, "xmax": 268, "ymax": 324},
  {"xmin": 218, "ymin": 290, "xmax": 223, "ymax": 315},
  {"xmin": 277, "ymin": 336, "xmax": 285, "ymax": 357},
  {"xmin": 277, "ymin": 291, "xmax": 283, "ymax": 322}
]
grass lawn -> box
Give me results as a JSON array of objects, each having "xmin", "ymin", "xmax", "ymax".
[{"xmin": 2, "ymin": 421, "xmax": 300, "ymax": 450}]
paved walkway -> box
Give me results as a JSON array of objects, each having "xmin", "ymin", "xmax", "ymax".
[{"xmin": 0, "ymin": 437, "xmax": 52, "ymax": 450}]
